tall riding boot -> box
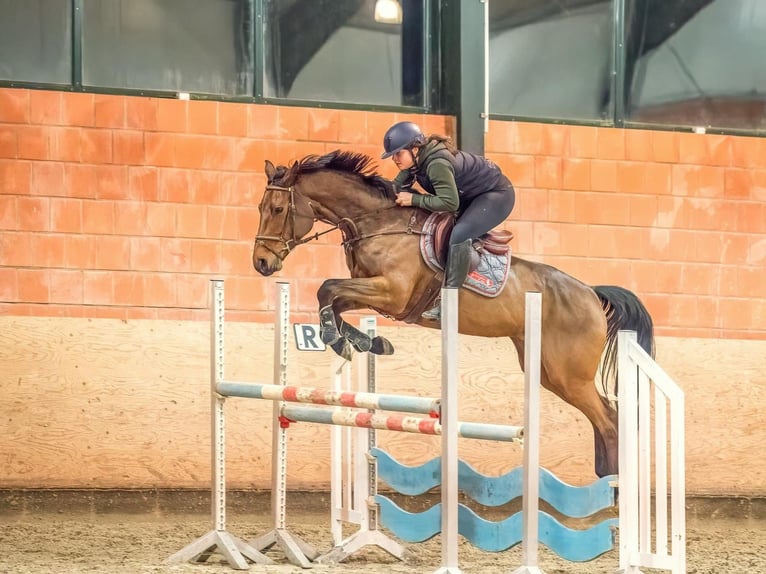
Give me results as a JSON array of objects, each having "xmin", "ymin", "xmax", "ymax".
[{"xmin": 421, "ymin": 239, "xmax": 473, "ymax": 321}]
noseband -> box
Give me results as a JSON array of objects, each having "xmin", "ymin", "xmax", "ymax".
[{"xmin": 253, "ymin": 184, "xmax": 314, "ymax": 262}]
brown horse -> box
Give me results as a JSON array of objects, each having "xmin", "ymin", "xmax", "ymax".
[{"xmin": 252, "ymin": 150, "xmax": 654, "ymax": 478}]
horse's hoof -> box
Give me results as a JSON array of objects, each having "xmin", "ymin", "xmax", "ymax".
[
  {"xmin": 370, "ymin": 336, "xmax": 395, "ymax": 355},
  {"xmin": 339, "ymin": 324, "xmax": 372, "ymax": 353},
  {"xmin": 320, "ymin": 327, "xmax": 341, "ymax": 345},
  {"xmin": 330, "ymin": 339, "xmax": 354, "ymax": 362},
  {"xmin": 349, "ymin": 337, "xmax": 372, "ymax": 353}
]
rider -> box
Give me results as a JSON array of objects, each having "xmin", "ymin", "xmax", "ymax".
[{"xmin": 381, "ymin": 121, "xmax": 516, "ymax": 321}]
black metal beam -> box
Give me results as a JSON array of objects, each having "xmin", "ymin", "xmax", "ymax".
[
  {"xmin": 71, "ymin": 0, "xmax": 82, "ymax": 89},
  {"xmin": 457, "ymin": 0, "xmax": 485, "ymax": 155}
]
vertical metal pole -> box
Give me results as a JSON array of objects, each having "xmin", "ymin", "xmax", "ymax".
[
  {"xmin": 361, "ymin": 317, "xmax": 379, "ymax": 532},
  {"xmin": 618, "ymin": 331, "xmax": 640, "ymax": 573},
  {"xmin": 638, "ymin": 369, "xmax": 651, "ymax": 554},
  {"xmin": 211, "ymin": 280, "xmax": 227, "ymax": 532},
  {"xmin": 671, "ymin": 388, "xmax": 686, "ymax": 574},
  {"xmin": 330, "ymin": 357, "xmax": 357, "ymax": 546},
  {"xmin": 482, "ymin": 0, "xmax": 489, "ymax": 133},
  {"xmin": 271, "ymin": 282, "xmax": 291, "ymax": 530},
  {"xmin": 437, "ymin": 287, "xmax": 461, "ymax": 573},
  {"xmin": 456, "ymin": 0, "xmax": 486, "ymax": 155},
  {"xmin": 253, "ymin": 0, "xmax": 264, "ymax": 99},
  {"xmin": 654, "ymin": 385, "xmax": 669, "ymax": 556},
  {"xmin": 517, "ymin": 292, "xmax": 543, "ymax": 573},
  {"xmin": 71, "ymin": 0, "xmax": 83, "ymax": 89},
  {"xmin": 612, "ymin": 0, "xmax": 626, "ymax": 125}
]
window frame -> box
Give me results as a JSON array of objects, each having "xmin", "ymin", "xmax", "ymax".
[{"xmin": 0, "ymin": 0, "xmax": 763, "ymax": 137}]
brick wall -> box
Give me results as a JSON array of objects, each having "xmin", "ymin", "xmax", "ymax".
[
  {"xmin": 1, "ymin": 87, "xmax": 765, "ymax": 339},
  {"xmin": 485, "ymin": 121, "xmax": 766, "ymax": 339}
]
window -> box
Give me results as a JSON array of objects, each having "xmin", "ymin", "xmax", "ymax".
[
  {"xmin": 488, "ymin": 1, "xmax": 615, "ymax": 122},
  {"xmin": 82, "ymin": 0, "xmax": 253, "ymax": 95},
  {"xmin": 625, "ymin": 0, "xmax": 766, "ymax": 131},
  {"xmin": 0, "ymin": 0, "xmax": 71, "ymax": 84},
  {"xmin": 263, "ymin": 0, "xmax": 426, "ymax": 107}
]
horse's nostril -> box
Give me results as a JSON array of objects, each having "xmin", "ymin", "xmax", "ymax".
[{"xmin": 254, "ymin": 259, "xmax": 271, "ymax": 275}]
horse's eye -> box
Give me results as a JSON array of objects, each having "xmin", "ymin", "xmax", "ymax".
[{"xmin": 274, "ymin": 206, "xmax": 284, "ymax": 214}]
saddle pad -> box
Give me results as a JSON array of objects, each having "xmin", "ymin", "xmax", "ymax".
[{"xmin": 420, "ymin": 213, "xmax": 511, "ymax": 298}]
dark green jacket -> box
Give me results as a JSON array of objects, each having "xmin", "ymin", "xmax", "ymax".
[{"xmin": 393, "ymin": 140, "xmax": 505, "ymax": 212}]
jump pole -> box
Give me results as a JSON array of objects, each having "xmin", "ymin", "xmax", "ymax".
[
  {"xmin": 216, "ymin": 381, "xmax": 440, "ymax": 415},
  {"xmin": 165, "ymin": 280, "xmax": 274, "ymax": 570},
  {"xmin": 279, "ymin": 405, "xmax": 521, "ymax": 441}
]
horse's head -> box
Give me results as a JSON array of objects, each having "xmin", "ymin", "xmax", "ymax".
[
  {"xmin": 253, "ymin": 150, "xmax": 396, "ymax": 276},
  {"xmin": 252, "ymin": 159, "xmax": 316, "ymax": 276}
]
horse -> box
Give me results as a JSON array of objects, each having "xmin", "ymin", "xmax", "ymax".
[{"xmin": 252, "ymin": 150, "xmax": 654, "ymax": 478}]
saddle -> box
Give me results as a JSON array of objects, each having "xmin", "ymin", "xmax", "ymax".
[
  {"xmin": 429, "ymin": 212, "xmax": 514, "ymax": 269},
  {"xmin": 398, "ymin": 212, "xmax": 515, "ymax": 324}
]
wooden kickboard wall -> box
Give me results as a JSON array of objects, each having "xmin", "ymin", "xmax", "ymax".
[{"xmin": 1, "ymin": 315, "xmax": 764, "ymax": 496}]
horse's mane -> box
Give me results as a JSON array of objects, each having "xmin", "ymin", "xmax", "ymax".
[{"xmin": 280, "ymin": 150, "xmax": 397, "ymax": 200}]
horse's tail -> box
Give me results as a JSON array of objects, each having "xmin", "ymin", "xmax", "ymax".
[{"xmin": 592, "ymin": 285, "xmax": 655, "ymax": 398}]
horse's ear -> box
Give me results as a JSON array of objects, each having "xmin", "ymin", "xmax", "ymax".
[{"xmin": 264, "ymin": 160, "xmax": 276, "ymax": 182}]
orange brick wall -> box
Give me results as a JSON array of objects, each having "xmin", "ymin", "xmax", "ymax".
[
  {"xmin": 484, "ymin": 122, "xmax": 766, "ymax": 339},
  {"xmin": 1, "ymin": 87, "xmax": 765, "ymax": 340}
]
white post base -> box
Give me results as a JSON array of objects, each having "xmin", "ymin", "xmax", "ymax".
[
  {"xmin": 317, "ymin": 529, "xmax": 406, "ymax": 563},
  {"xmin": 249, "ymin": 527, "xmax": 318, "ymax": 568},
  {"xmin": 166, "ymin": 529, "xmax": 274, "ymax": 570}
]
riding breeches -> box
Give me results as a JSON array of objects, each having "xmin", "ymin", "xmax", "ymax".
[{"xmin": 449, "ymin": 184, "xmax": 515, "ymax": 245}]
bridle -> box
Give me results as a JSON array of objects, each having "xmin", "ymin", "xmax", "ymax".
[
  {"xmin": 254, "ymin": 182, "xmax": 424, "ymax": 262},
  {"xmin": 254, "ymin": 183, "xmax": 335, "ymax": 262}
]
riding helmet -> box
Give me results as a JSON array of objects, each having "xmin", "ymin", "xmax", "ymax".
[{"xmin": 381, "ymin": 121, "xmax": 426, "ymax": 159}]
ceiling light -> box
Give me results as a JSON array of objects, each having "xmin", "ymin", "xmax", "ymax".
[{"xmin": 374, "ymin": 0, "xmax": 402, "ymax": 24}]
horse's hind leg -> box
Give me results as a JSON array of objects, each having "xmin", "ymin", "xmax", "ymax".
[
  {"xmin": 512, "ymin": 338, "xmax": 618, "ymax": 478},
  {"xmin": 549, "ymin": 372, "xmax": 618, "ymax": 478}
]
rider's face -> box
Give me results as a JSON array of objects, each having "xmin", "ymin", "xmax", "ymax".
[{"xmin": 392, "ymin": 148, "xmax": 416, "ymax": 170}]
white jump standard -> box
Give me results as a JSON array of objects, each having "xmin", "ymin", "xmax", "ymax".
[{"xmin": 165, "ymin": 280, "xmax": 275, "ymax": 570}]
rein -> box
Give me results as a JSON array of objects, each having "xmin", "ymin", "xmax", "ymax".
[
  {"xmin": 254, "ymin": 184, "xmax": 338, "ymax": 261},
  {"xmin": 256, "ymin": 183, "xmax": 424, "ymax": 260},
  {"xmin": 338, "ymin": 208, "xmax": 422, "ymax": 252}
]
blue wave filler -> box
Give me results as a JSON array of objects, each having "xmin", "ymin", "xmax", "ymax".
[
  {"xmin": 374, "ymin": 495, "xmax": 441, "ymax": 543},
  {"xmin": 538, "ymin": 512, "xmax": 618, "ymax": 561},
  {"xmin": 374, "ymin": 496, "xmax": 617, "ymax": 559},
  {"xmin": 371, "ymin": 448, "xmax": 441, "ymax": 496},
  {"xmin": 372, "ymin": 447, "xmax": 522, "ymax": 503},
  {"xmin": 539, "ymin": 468, "xmax": 616, "ymax": 518},
  {"xmin": 371, "ymin": 448, "xmax": 616, "ymax": 515}
]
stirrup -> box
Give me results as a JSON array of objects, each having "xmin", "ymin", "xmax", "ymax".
[{"xmin": 421, "ymin": 302, "xmax": 441, "ymax": 321}]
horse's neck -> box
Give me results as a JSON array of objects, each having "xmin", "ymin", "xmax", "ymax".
[{"xmin": 303, "ymin": 174, "xmax": 392, "ymax": 224}]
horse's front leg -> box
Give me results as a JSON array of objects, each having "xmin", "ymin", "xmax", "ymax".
[{"xmin": 317, "ymin": 277, "xmax": 401, "ymax": 357}]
